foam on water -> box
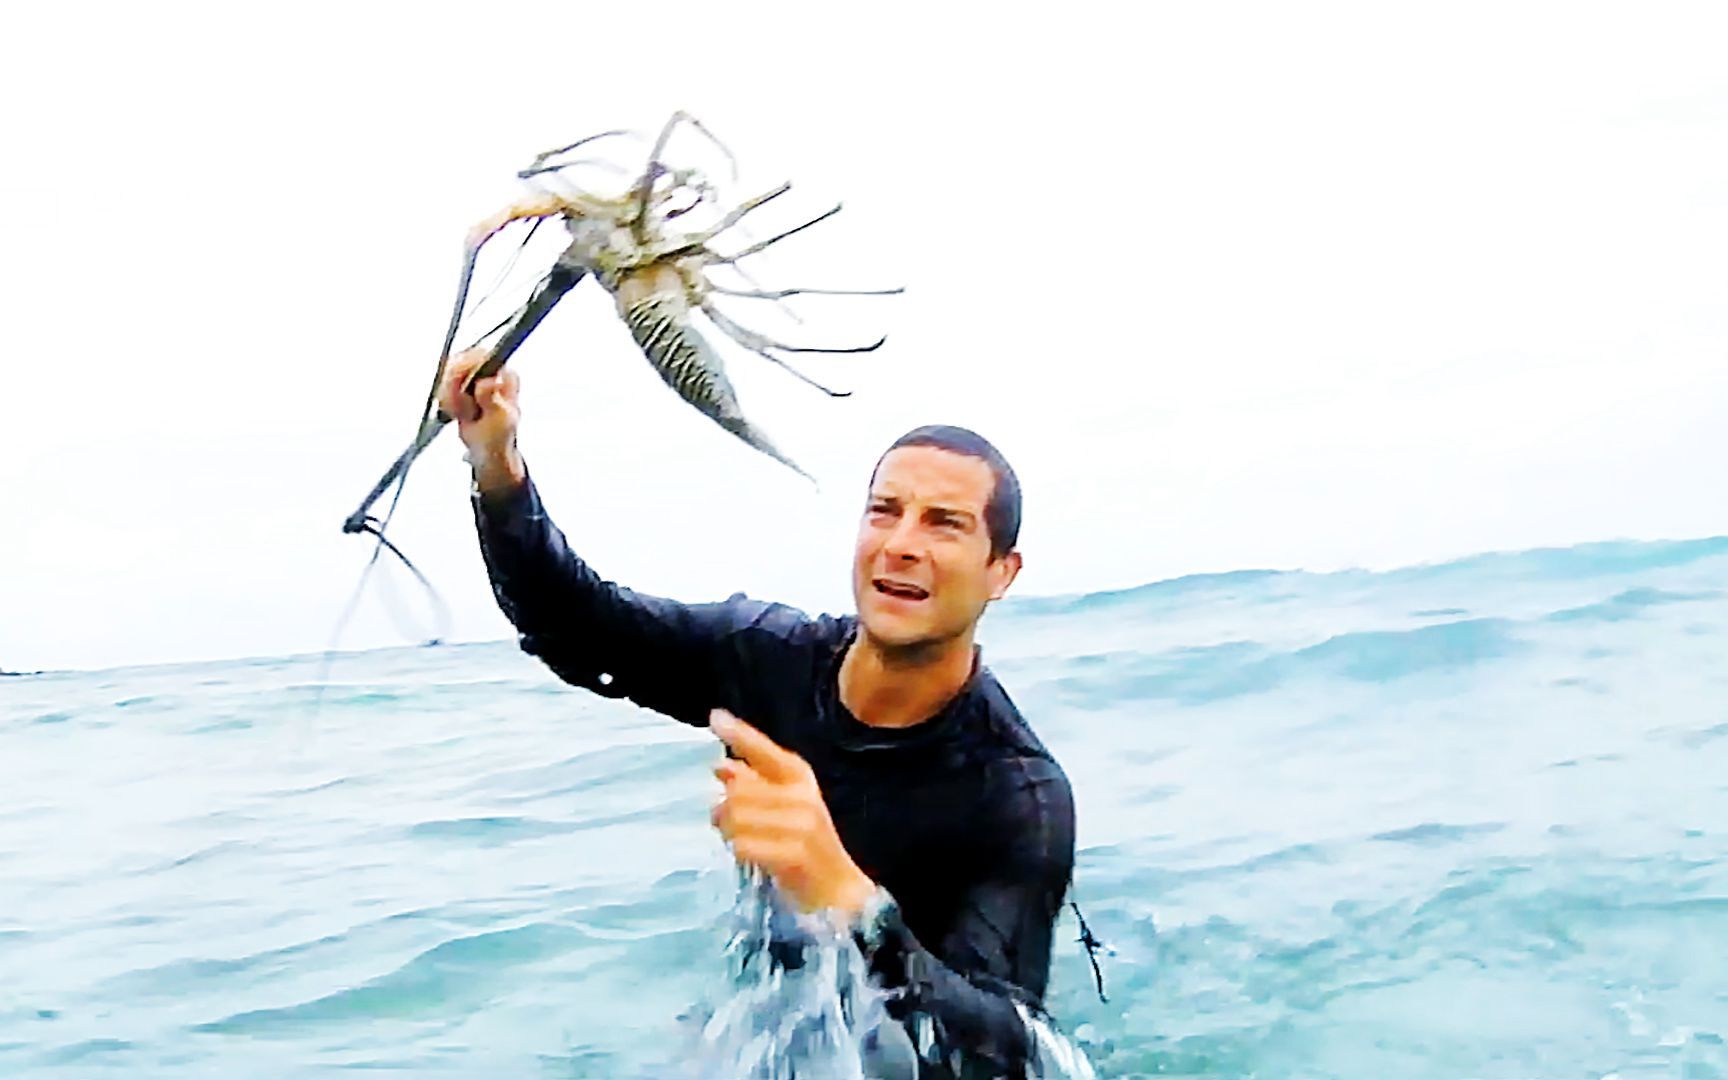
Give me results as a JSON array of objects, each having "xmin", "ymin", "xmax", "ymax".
[
  {"xmin": 685, "ymin": 872, "xmax": 906, "ymax": 1079},
  {"xmin": 676, "ymin": 871, "xmax": 1095, "ymax": 1078},
  {"xmin": 3, "ymin": 535, "xmax": 1727, "ymax": 1077}
]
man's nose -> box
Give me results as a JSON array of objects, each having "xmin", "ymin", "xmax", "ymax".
[{"xmin": 883, "ymin": 516, "xmax": 923, "ymax": 561}]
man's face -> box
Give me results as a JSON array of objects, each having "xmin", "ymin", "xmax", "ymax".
[{"xmin": 852, "ymin": 446, "xmax": 1022, "ymax": 651}]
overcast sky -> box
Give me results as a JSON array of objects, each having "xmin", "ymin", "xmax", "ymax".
[{"xmin": 3, "ymin": 2, "xmax": 1726, "ymax": 671}]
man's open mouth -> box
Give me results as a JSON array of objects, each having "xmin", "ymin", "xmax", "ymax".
[{"xmin": 873, "ymin": 578, "xmax": 930, "ymax": 601}]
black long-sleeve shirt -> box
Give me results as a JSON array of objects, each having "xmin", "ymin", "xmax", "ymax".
[{"xmin": 472, "ymin": 476, "xmax": 1075, "ymax": 1077}]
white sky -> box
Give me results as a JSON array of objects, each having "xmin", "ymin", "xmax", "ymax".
[{"xmin": 3, "ymin": 2, "xmax": 1726, "ymax": 671}]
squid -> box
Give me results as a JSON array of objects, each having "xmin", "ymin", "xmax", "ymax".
[{"xmin": 342, "ymin": 111, "xmax": 902, "ymax": 545}]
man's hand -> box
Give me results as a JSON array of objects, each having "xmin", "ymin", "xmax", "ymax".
[
  {"xmin": 438, "ymin": 347, "xmax": 525, "ymax": 494},
  {"xmin": 710, "ymin": 709, "xmax": 876, "ymax": 917}
]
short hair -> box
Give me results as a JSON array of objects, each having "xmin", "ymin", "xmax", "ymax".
[{"xmin": 875, "ymin": 425, "xmax": 1022, "ymax": 559}]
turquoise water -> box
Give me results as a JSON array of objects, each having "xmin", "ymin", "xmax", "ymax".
[{"xmin": 4, "ymin": 537, "xmax": 1727, "ymax": 1077}]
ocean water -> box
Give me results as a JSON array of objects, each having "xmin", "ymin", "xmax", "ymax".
[{"xmin": 3, "ymin": 536, "xmax": 1727, "ymax": 1078}]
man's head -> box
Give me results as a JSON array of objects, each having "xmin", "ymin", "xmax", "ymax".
[{"xmin": 853, "ymin": 425, "xmax": 1023, "ymax": 652}]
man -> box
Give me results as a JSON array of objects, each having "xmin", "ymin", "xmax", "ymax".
[{"xmin": 443, "ymin": 352, "xmax": 1075, "ymax": 1076}]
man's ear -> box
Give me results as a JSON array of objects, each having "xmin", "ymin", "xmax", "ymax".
[{"xmin": 987, "ymin": 550, "xmax": 1023, "ymax": 601}]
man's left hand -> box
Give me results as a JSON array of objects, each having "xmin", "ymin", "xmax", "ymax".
[{"xmin": 710, "ymin": 709, "xmax": 876, "ymax": 917}]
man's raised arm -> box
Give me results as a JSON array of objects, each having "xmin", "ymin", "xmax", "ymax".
[{"xmin": 448, "ymin": 351, "xmax": 763, "ymax": 727}]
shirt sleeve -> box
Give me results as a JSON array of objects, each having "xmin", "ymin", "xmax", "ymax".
[
  {"xmin": 860, "ymin": 756, "xmax": 1076, "ymax": 1077},
  {"xmin": 471, "ymin": 471, "xmax": 802, "ymax": 727}
]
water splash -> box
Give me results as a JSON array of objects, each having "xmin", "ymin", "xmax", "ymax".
[
  {"xmin": 1019, "ymin": 1003, "xmax": 1099, "ymax": 1080},
  {"xmin": 685, "ymin": 872, "xmax": 908, "ymax": 1079},
  {"xmin": 683, "ymin": 873, "xmax": 1096, "ymax": 1079}
]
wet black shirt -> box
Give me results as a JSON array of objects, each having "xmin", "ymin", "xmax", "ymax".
[{"xmin": 473, "ymin": 476, "xmax": 1076, "ymax": 1076}]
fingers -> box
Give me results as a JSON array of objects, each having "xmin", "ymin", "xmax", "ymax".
[
  {"xmin": 709, "ymin": 710, "xmax": 829, "ymax": 891},
  {"xmin": 436, "ymin": 368, "xmax": 460, "ymax": 420},
  {"xmin": 711, "ymin": 762, "xmax": 817, "ymax": 839},
  {"xmin": 711, "ymin": 761, "xmax": 786, "ymax": 815},
  {"xmin": 486, "ymin": 368, "xmax": 520, "ymax": 411},
  {"xmin": 440, "ymin": 353, "xmax": 520, "ymax": 429},
  {"xmin": 473, "ymin": 370, "xmax": 519, "ymax": 418},
  {"xmin": 710, "ymin": 796, "xmax": 816, "ymax": 846},
  {"xmin": 710, "ymin": 709, "xmax": 805, "ymax": 784},
  {"xmin": 727, "ymin": 837, "xmax": 801, "ymax": 873},
  {"xmin": 713, "ymin": 758, "xmax": 751, "ymax": 785},
  {"xmin": 438, "ymin": 348, "xmax": 485, "ymax": 421}
]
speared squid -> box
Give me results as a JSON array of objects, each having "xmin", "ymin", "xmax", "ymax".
[{"xmin": 341, "ymin": 111, "xmax": 903, "ymax": 555}]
